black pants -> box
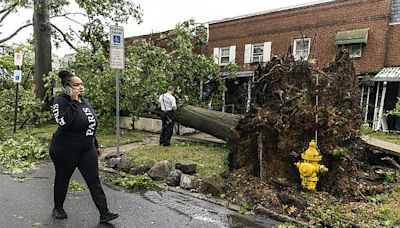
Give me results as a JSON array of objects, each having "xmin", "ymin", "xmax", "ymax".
[
  {"xmin": 49, "ymin": 141, "xmax": 108, "ymax": 214},
  {"xmin": 160, "ymin": 111, "xmax": 174, "ymax": 145}
]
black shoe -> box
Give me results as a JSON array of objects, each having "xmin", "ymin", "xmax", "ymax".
[
  {"xmin": 163, "ymin": 142, "xmax": 171, "ymax": 146},
  {"xmin": 100, "ymin": 211, "xmax": 119, "ymax": 223},
  {"xmin": 52, "ymin": 208, "xmax": 68, "ymax": 219}
]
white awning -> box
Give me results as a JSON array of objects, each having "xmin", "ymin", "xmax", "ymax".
[{"xmin": 374, "ymin": 67, "xmax": 400, "ymax": 82}]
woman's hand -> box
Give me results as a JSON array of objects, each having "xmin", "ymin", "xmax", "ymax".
[
  {"xmin": 70, "ymin": 89, "xmax": 81, "ymax": 101},
  {"xmin": 97, "ymin": 148, "xmax": 102, "ymax": 157}
]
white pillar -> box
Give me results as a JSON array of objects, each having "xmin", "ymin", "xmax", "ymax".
[
  {"xmin": 375, "ymin": 81, "xmax": 387, "ymax": 131},
  {"xmin": 373, "ymin": 82, "xmax": 380, "ymax": 129},
  {"xmin": 364, "ymin": 86, "xmax": 370, "ymax": 123},
  {"xmin": 360, "ymin": 86, "xmax": 364, "ymax": 108},
  {"xmin": 199, "ymin": 80, "xmax": 203, "ymax": 100},
  {"xmin": 246, "ymin": 76, "xmax": 252, "ymax": 113},
  {"xmin": 222, "ymin": 92, "xmax": 225, "ymax": 113}
]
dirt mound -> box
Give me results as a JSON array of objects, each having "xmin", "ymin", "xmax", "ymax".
[{"xmin": 228, "ymin": 51, "xmax": 391, "ymax": 199}]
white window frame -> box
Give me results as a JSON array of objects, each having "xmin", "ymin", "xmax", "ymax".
[
  {"xmin": 293, "ymin": 38, "xmax": 311, "ymax": 61},
  {"xmin": 244, "ymin": 42, "xmax": 271, "ymax": 64},
  {"xmin": 219, "ymin": 47, "xmax": 230, "ymax": 65},
  {"xmin": 343, "ymin": 43, "xmax": 362, "ymax": 58},
  {"xmin": 252, "ymin": 43, "xmax": 264, "ymax": 63},
  {"xmin": 214, "ymin": 46, "xmax": 236, "ymax": 66}
]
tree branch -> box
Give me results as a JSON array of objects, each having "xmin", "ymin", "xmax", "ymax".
[
  {"xmin": 0, "ymin": 23, "xmax": 33, "ymax": 44},
  {"xmin": 64, "ymin": 15, "xmax": 85, "ymax": 26},
  {"xmin": 0, "ymin": 3, "xmax": 18, "ymax": 24},
  {"xmin": 50, "ymin": 12, "xmax": 86, "ymax": 19},
  {"xmin": 0, "ymin": 2, "xmax": 18, "ymax": 15},
  {"xmin": 50, "ymin": 23, "xmax": 76, "ymax": 50},
  {"xmin": 381, "ymin": 157, "xmax": 400, "ymax": 169}
]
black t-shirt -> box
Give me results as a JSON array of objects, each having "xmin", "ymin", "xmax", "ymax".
[{"xmin": 51, "ymin": 93, "xmax": 99, "ymax": 149}]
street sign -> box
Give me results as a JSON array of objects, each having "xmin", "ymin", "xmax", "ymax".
[
  {"xmin": 110, "ymin": 25, "xmax": 125, "ymax": 69},
  {"xmin": 110, "ymin": 25, "xmax": 124, "ymax": 48},
  {"xmin": 110, "ymin": 48, "xmax": 125, "ymax": 69},
  {"xmin": 14, "ymin": 53, "xmax": 23, "ymax": 66},
  {"xmin": 13, "ymin": 70, "xmax": 22, "ymax": 83}
]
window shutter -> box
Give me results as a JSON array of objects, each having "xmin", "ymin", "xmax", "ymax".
[
  {"xmin": 244, "ymin": 44, "xmax": 252, "ymax": 64},
  {"xmin": 263, "ymin": 42, "xmax": 272, "ymax": 62},
  {"xmin": 213, "ymin": 48, "xmax": 219, "ymax": 64},
  {"xmin": 229, "ymin": 46, "xmax": 236, "ymax": 63}
]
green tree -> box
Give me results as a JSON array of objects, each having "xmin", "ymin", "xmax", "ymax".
[
  {"xmin": 0, "ymin": 44, "xmax": 51, "ymax": 139},
  {"xmin": 0, "ymin": 0, "xmax": 142, "ymax": 100},
  {"xmin": 387, "ymin": 98, "xmax": 400, "ymax": 117},
  {"xmin": 62, "ymin": 20, "xmax": 223, "ymax": 131}
]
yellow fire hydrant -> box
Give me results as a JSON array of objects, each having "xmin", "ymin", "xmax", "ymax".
[{"xmin": 295, "ymin": 140, "xmax": 328, "ymax": 190}]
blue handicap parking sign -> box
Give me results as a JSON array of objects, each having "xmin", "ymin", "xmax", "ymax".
[
  {"xmin": 113, "ymin": 35, "xmax": 121, "ymax": 44},
  {"xmin": 15, "ymin": 76, "xmax": 20, "ymax": 80}
]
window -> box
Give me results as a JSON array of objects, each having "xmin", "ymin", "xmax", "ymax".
[
  {"xmin": 244, "ymin": 42, "xmax": 271, "ymax": 64},
  {"xmin": 391, "ymin": 0, "xmax": 400, "ymax": 23},
  {"xmin": 293, "ymin": 38, "xmax": 311, "ymax": 61},
  {"xmin": 252, "ymin": 43, "xmax": 264, "ymax": 63},
  {"xmin": 220, "ymin": 47, "xmax": 230, "ymax": 64},
  {"xmin": 343, "ymin": 43, "xmax": 362, "ymax": 58},
  {"xmin": 213, "ymin": 46, "xmax": 236, "ymax": 65}
]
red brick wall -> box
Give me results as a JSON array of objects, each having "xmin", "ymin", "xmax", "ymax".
[
  {"xmin": 386, "ymin": 25, "xmax": 400, "ymax": 67},
  {"xmin": 205, "ymin": 0, "xmax": 395, "ymax": 73}
]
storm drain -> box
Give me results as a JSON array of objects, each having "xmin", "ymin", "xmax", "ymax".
[{"xmin": 144, "ymin": 191, "xmax": 230, "ymax": 227}]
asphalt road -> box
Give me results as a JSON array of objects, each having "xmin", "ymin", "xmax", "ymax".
[{"xmin": 0, "ymin": 163, "xmax": 281, "ymax": 228}]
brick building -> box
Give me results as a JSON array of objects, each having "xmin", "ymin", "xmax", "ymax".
[
  {"xmin": 126, "ymin": 0, "xmax": 400, "ymax": 130},
  {"xmin": 203, "ymin": 0, "xmax": 400, "ymax": 130}
]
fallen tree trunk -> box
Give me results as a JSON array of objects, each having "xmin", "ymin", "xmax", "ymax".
[{"xmin": 175, "ymin": 105, "xmax": 240, "ymax": 141}]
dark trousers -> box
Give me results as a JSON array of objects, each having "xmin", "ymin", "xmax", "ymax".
[
  {"xmin": 160, "ymin": 111, "xmax": 174, "ymax": 145},
  {"xmin": 49, "ymin": 141, "xmax": 108, "ymax": 214}
]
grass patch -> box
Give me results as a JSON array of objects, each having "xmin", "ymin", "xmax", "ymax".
[
  {"xmin": 309, "ymin": 182, "xmax": 400, "ymax": 227},
  {"xmin": 111, "ymin": 173, "xmax": 154, "ymax": 190},
  {"xmin": 7, "ymin": 124, "xmax": 145, "ymax": 147},
  {"xmin": 362, "ymin": 128, "xmax": 400, "ymax": 145},
  {"xmin": 0, "ymin": 136, "xmax": 49, "ymax": 174},
  {"xmin": 127, "ymin": 141, "xmax": 229, "ymax": 178},
  {"xmin": 96, "ymin": 129, "xmax": 146, "ymax": 147},
  {"xmin": 68, "ymin": 180, "xmax": 87, "ymax": 193}
]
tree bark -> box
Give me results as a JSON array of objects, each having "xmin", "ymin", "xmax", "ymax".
[
  {"xmin": 175, "ymin": 105, "xmax": 240, "ymax": 141},
  {"xmin": 33, "ymin": 0, "xmax": 52, "ymax": 100}
]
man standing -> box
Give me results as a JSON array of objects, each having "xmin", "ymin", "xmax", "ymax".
[{"xmin": 158, "ymin": 86, "xmax": 177, "ymax": 146}]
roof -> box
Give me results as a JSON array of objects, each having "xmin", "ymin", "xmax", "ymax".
[
  {"xmin": 374, "ymin": 67, "xmax": 400, "ymax": 82},
  {"xmin": 335, "ymin": 28, "xmax": 370, "ymax": 45},
  {"xmin": 221, "ymin": 71, "xmax": 254, "ymax": 79},
  {"xmin": 208, "ymin": 0, "xmax": 335, "ymax": 25}
]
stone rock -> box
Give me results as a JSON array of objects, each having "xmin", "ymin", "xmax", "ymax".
[
  {"xmin": 148, "ymin": 161, "xmax": 172, "ymax": 180},
  {"xmin": 105, "ymin": 157, "xmax": 121, "ymax": 169},
  {"xmin": 147, "ymin": 160, "xmax": 157, "ymax": 169},
  {"xmin": 175, "ymin": 160, "xmax": 197, "ymax": 174},
  {"xmin": 180, "ymin": 174, "xmax": 199, "ymax": 189},
  {"xmin": 104, "ymin": 153, "xmax": 119, "ymax": 160},
  {"xmin": 198, "ymin": 175, "xmax": 227, "ymax": 196},
  {"xmin": 129, "ymin": 164, "xmax": 150, "ymax": 175},
  {"xmin": 166, "ymin": 169, "xmax": 183, "ymax": 186},
  {"xmin": 115, "ymin": 156, "xmax": 133, "ymax": 172}
]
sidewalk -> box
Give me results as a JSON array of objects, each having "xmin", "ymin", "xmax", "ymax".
[{"xmin": 362, "ymin": 136, "xmax": 400, "ymax": 156}]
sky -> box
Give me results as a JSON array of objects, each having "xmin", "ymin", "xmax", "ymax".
[{"xmin": 2, "ymin": 0, "xmax": 328, "ymax": 58}]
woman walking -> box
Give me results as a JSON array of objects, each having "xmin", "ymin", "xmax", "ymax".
[{"xmin": 49, "ymin": 70, "xmax": 118, "ymax": 223}]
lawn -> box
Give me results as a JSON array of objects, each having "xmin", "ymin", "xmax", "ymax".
[
  {"xmin": 127, "ymin": 141, "xmax": 229, "ymax": 178},
  {"xmin": 362, "ymin": 128, "xmax": 400, "ymax": 145},
  {"xmin": 9, "ymin": 124, "xmax": 145, "ymax": 147},
  {"xmin": 307, "ymin": 181, "xmax": 400, "ymax": 227}
]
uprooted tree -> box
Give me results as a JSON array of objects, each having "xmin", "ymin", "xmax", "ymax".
[{"xmin": 176, "ymin": 51, "xmax": 392, "ymax": 197}]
